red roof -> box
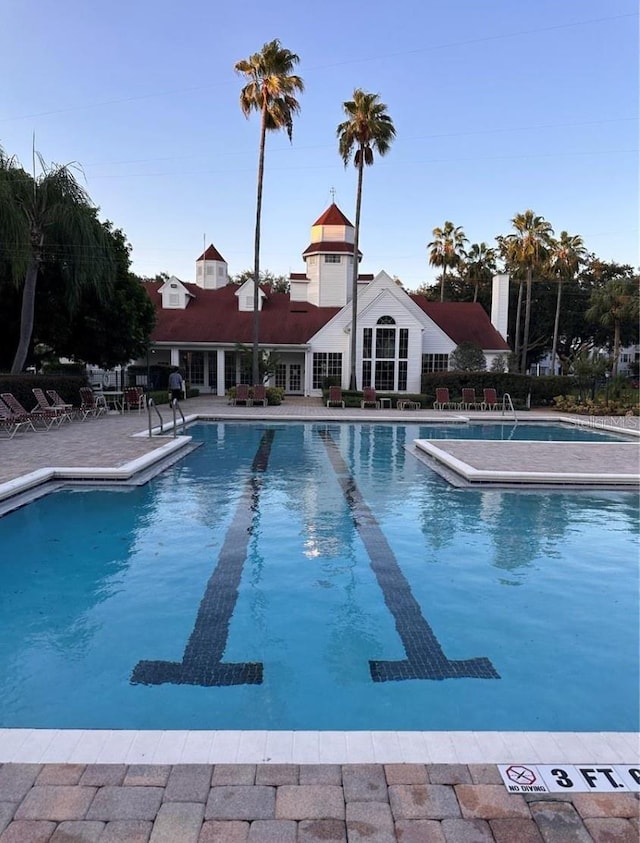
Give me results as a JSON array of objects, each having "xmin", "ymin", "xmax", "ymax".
[
  {"xmin": 289, "ymin": 273, "xmax": 309, "ymax": 280},
  {"xmin": 148, "ymin": 282, "xmax": 340, "ymax": 345},
  {"xmin": 302, "ymin": 241, "xmax": 362, "ymax": 257},
  {"xmin": 411, "ymin": 298, "xmax": 509, "ymax": 349},
  {"xmin": 196, "ymin": 244, "xmax": 226, "ymax": 262},
  {"xmin": 312, "ymin": 203, "xmax": 354, "ymax": 227}
]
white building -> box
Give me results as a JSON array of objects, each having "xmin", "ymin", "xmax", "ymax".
[{"xmin": 141, "ymin": 203, "xmax": 510, "ymax": 395}]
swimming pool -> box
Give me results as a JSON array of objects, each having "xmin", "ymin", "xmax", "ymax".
[{"xmin": 2, "ymin": 421, "xmax": 638, "ymax": 732}]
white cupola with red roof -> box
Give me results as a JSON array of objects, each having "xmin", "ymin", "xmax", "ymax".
[
  {"xmin": 196, "ymin": 244, "xmax": 228, "ymax": 290},
  {"xmin": 290, "ymin": 203, "xmax": 363, "ymax": 308}
]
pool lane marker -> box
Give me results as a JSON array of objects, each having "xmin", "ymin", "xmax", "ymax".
[
  {"xmin": 130, "ymin": 429, "xmax": 275, "ymax": 687},
  {"xmin": 318, "ymin": 429, "xmax": 499, "ymax": 683}
]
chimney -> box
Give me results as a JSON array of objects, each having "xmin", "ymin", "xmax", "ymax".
[{"xmin": 491, "ymin": 274, "xmax": 509, "ymax": 341}]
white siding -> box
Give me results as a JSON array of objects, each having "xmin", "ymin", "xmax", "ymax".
[
  {"xmin": 318, "ymin": 259, "xmax": 349, "ymax": 306},
  {"xmin": 491, "ymin": 274, "xmax": 509, "ymax": 339},
  {"xmin": 290, "ymin": 280, "xmax": 309, "ymax": 301}
]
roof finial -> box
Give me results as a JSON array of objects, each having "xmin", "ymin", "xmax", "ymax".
[{"xmin": 330, "ymin": 186, "xmax": 336, "ymax": 203}]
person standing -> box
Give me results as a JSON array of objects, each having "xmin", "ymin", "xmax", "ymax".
[{"xmin": 168, "ymin": 367, "xmax": 184, "ymax": 403}]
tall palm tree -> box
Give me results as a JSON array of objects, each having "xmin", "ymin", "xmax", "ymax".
[
  {"xmin": 427, "ymin": 221, "xmax": 467, "ymax": 302},
  {"xmin": 549, "ymin": 231, "xmax": 586, "ymax": 375},
  {"xmin": 500, "ymin": 211, "xmax": 554, "ymax": 373},
  {"xmin": 235, "ymin": 39, "xmax": 304, "ymax": 385},
  {"xmin": 337, "ymin": 89, "xmax": 395, "ymax": 391},
  {"xmin": 586, "ymin": 277, "xmax": 639, "ymax": 376},
  {"xmin": 464, "ymin": 241, "xmax": 497, "ymax": 303},
  {"xmin": 0, "ymin": 153, "xmax": 114, "ymax": 373}
]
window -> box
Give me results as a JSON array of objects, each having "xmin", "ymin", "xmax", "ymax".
[
  {"xmin": 312, "ymin": 353, "xmax": 342, "ymax": 389},
  {"xmin": 168, "ymin": 293, "xmax": 179, "ymax": 306},
  {"xmin": 217, "ymin": 266, "xmax": 225, "ymax": 275},
  {"xmin": 206, "ymin": 265, "xmax": 214, "ymax": 275},
  {"xmin": 208, "ymin": 352, "xmax": 217, "ymax": 389},
  {"xmin": 224, "ymin": 351, "xmax": 236, "ymax": 390},
  {"xmin": 245, "ymin": 296, "xmax": 253, "ymax": 308},
  {"xmin": 324, "ymin": 255, "xmax": 341, "ymax": 264},
  {"xmin": 422, "ymin": 353, "xmax": 449, "ymax": 373},
  {"xmin": 362, "ymin": 317, "xmax": 410, "ymax": 391},
  {"xmin": 181, "ymin": 351, "xmax": 204, "ymax": 385}
]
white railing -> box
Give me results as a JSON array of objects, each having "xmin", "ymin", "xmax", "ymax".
[{"xmin": 501, "ymin": 392, "xmax": 517, "ymax": 422}]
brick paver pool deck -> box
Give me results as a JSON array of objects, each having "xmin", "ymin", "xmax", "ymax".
[{"xmin": 0, "ymin": 397, "xmax": 638, "ymax": 841}]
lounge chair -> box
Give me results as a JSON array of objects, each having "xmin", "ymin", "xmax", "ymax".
[
  {"xmin": 32, "ymin": 387, "xmax": 72, "ymax": 424},
  {"xmin": 252, "ymin": 384, "xmax": 268, "ymax": 407},
  {"xmin": 433, "ymin": 387, "xmax": 457, "ymax": 410},
  {"xmin": 0, "ymin": 396, "xmax": 36, "ymax": 438},
  {"xmin": 481, "ymin": 388, "xmax": 501, "ymax": 411},
  {"xmin": 230, "ymin": 383, "xmax": 251, "ymax": 406},
  {"xmin": 459, "ymin": 388, "xmax": 482, "ymax": 410},
  {"xmin": 79, "ymin": 386, "xmax": 108, "ymax": 420},
  {"xmin": 123, "ymin": 386, "xmax": 146, "ymax": 413},
  {"xmin": 46, "ymin": 389, "xmax": 75, "ymax": 419},
  {"xmin": 361, "ymin": 386, "xmax": 379, "ymax": 409},
  {"xmin": 1, "ymin": 392, "xmax": 57, "ymax": 430},
  {"xmin": 327, "ymin": 385, "xmax": 344, "ymax": 408}
]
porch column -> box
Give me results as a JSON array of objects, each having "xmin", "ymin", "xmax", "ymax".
[{"xmin": 217, "ymin": 350, "xmax": 226, "ymax": 397}]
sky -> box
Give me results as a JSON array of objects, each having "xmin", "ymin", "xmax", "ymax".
[{"xmin": 1, "ymin": 0, "xmax": 638, "ymax": 292}]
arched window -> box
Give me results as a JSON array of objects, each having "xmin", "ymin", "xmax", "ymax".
[{"xmin": 362, "ymin": 318, "xmax": 409, "ymax": 391}]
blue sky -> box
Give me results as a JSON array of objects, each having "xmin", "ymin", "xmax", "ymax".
[{"xmin": 1, "ymin": 0, "xmax": 637, "ymax": 290}]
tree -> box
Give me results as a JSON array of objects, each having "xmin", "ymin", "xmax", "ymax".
[
  {"xmin": 0, "ymin": 152, "xmax": 115, "ymax": 373},
  {"xmin": 586, "ymin": 273, "xmax": 639, "ymax": 375},
  {"xmin": 427, "ymin": 221, "xmax": 467, "ymax": 302},
  {"xmin": 235, "ymin": 343, "xmax": 280, "ymax": 384},
  {"xmin": 235, "ymin": 39, "xmax": 304, "ymax": 385},
  {"xmin": 463, "ymin": 241, "xmax": 497, "ymax": 303},
  {"xmin": 450, "ymin": 341, "xmax": 487, "ymax": 371},
  {"xmin": 548, "ymin": 231, "xmax": 587, "ymax": 375},
  {"xmin": 45, "ymin": 225, "xmax": 156, "ymax": 368},
  {"xmin": 499, "ymin": 211, "xmax": 553, "ymax": 373},
  {"xmin": 337, "ymin": 88, "xmax": 396, "ymax": 390}
]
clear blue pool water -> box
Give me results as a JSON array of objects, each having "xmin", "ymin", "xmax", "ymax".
[{"xmin": 1, "ymin": 421, "xmax": 638, "ymax": 731}]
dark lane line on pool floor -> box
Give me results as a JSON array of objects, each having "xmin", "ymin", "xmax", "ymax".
[
  {"xmin": 130, "ymin": 429, "xmax": 275, "ymax": 687},
  {"xmin": 318, "ymin": 429, "xmax": 500, "ymax": 683}
]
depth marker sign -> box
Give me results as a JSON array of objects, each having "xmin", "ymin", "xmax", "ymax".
[{"xmin": 499, "ymin": 764, "xmax": 640, "ymax": 793}]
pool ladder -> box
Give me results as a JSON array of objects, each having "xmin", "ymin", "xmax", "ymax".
[
  {"xmin": 147, "ymin": 397, "xmax": 186, "ymax": 437},
  {"xmin": 501, "ymin": 392, "xmax": 517, "ymax": 422}
]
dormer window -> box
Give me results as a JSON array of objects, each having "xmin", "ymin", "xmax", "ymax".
[
  {"xmin": 170, "ymin": 283, "xmax": 178, "ymax": 289},
  {"xmin": 245, "ymin": 296, "xmax": 253, "ymax": 308},
  {"xmin": 169, "ymin": 293, "xmax": 179, "ymax": 306}
]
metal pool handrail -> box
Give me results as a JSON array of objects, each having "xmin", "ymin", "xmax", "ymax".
[
  {"xmin": 147, "ymin": 397, "xmax": 164, "ymax": 437},
  {"xmin": 171, "ymin": 398, "xmax": 186, "ymax": 437},
  {"xmin": 501, "ymin": 392, "xmax": 517, "ymax": 422}
]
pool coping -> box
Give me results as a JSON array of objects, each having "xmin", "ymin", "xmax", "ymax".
[{"xmin": 1, "ymin": 729, "xmax": 637, "ymax": 765}]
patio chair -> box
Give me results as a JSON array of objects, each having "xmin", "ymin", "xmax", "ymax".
[
  {"xmin": 252, "ymin": 384, "xmax": 268, "ymax": 407},
  {"xmin": 123, "ymin": 386, "xmax": 146, "ymax": 413},
  {"xmin": 230, "ymin": 383, "xmax": 251, "ymax": 406},
  {"xmin": 481, "ymin": 388, "xmax": 501, "ymax": 411},
  {"xmin": 46, "ymin": 389, "xmax": 75, "ymax": 419},
  {"xmin": 433, "ymin": 387, "xmax": 457, "ymax": 410},
  {"xmin": 0, "ymin": 396, "xmax": 36, "ymax": 438},
  {"xmin": 2, "ymin": 392, "xmax": 57, "ymax": 430},
  {"xmin": 361, "ymin": 386, "xmax": 379, "ymax": 409},
  {"xmin": 79, "ymin": 386, "xmax": 108, "ymax": 420},
  {"xmin": 459, "ymin": 388, "xmax": 482, "ymax": 410},
  {"xmin": 327, "ymin": 385, "xmax": 344, "ymax": 408},
  {"xmin": 32, "ymin": 387, "xmax": 72, "ymax": 424}
]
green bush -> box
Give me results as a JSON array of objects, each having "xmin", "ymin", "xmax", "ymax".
[
  {"xmin": 226, "ymin": 385, "xmax": 284, "ymax": 406},
  {"xmin": 420, "ymin": 372, "xmax": 574, "ymax": 407},
  {"xmin": 0, "ymin": 374, "xmax": 88, "ymax": 409}
]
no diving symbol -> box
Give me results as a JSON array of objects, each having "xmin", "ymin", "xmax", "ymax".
[{"xmin": 506, "ymin": 765, "xmax": 537, "ymax": 786}]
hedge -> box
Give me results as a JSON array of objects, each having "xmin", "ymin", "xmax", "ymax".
[
  {"xmin": 0, "ymin": 374, "xmax": 89, "ymax": 410},
  {"xmin": 420, "ymin": 372, "xmax": 574, "ymax": 407}
]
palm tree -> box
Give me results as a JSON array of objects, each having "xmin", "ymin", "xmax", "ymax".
[
  {"xmin": 235, "ymin": 39, "xmax": 304, "ymax": 385},
  {"xmin": 549, "ymin": 231, "xmax": 586, "ymax": 375},
  {"xmin": 500, "ymin": 211, "xmax": 554, "ymax": 373},
  {"xmin": 427, "ymin": 221, "xmax": 467, "ymax": 302},
  {"xmin": 337, "ymin": 89, "xmax": 396, "ymax": 391},
  {"xmin": 586, "ymin": 277, "xmax": 639, "ymax": 376},
  {"xmin": 0, "ymin": 153, "xmax": 114, "ymax": 373},
  {"xmin": 464, "ymin": 242, "xmax": 497, "ymax": 303}
]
